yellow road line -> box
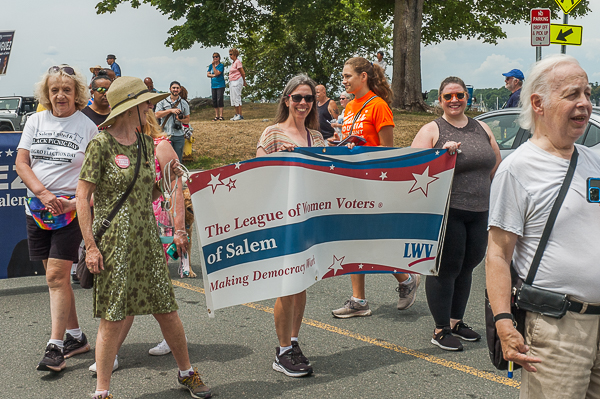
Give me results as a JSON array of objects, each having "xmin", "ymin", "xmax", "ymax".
[{"xmin": 172, "ymin": 280, "xmax": 519, "ymax": 389}]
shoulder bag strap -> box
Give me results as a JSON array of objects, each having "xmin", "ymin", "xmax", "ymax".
[
  {"xmin": 161, "ymin": 98, "xmax": 182, "ymax": 128},
  {"xmin": 525, "ymin": 147, "xmax": 578, "ymax": 285},
  {"xmin": 348, "ymin": 96, "xmax": 377, "ymax": 137},
  {"xmin": 95, "ymin": 131, "xmax": 143, "ymax": 240}
]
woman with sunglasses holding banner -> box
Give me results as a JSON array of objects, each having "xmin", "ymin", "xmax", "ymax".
[
  {"xmin": 411, "ymin": 76, "xmax": 501, "ymax": 351},
  {"xmin": 16, "ymin": 65, "xmax": 98, "ymax": 372},
  {"xmin": 332, "ymin": 57, "xmax": 421, "ymax": 318},
  {"xmin": 256, "ymin": 75, "xmax": 325, "ymax": 378}
]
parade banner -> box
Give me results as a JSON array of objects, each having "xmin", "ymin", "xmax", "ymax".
[
  {"xmin": 0, "ymin": 133, "xmax": 44, "ymax": 279},
  {"xmin": 187, "ymin": 147, "xmax": 455, "ymax": 315},
  {"xmin": 0, "ymin": 31, "xmax": 15, "ymax": 76}
]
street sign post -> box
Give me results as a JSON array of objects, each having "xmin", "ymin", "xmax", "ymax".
[
  {"xmin": 555, "ymin": 0, "xmax": 583, "ymax": 14},
  {"xmin": 531, "ymin": 9, "xmax": 551, "ymax": 46},
  {"xmin": 550, "ymin": 23, "xmax": 583, "ymax": 46}
]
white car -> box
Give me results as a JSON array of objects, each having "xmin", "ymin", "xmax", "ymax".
[{"xmin": 474, "ymin": 106, "xmax": 600, "ymax": 158}]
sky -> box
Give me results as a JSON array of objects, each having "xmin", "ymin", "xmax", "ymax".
[{"xmin": 1, "ymin": 0, "xmax": 599, "ymax": 98}]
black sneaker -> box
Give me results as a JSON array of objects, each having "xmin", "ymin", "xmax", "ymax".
[
  {"xmin": 63, "ymin": 332, "xmax": 91, "ymax": 358},
  {"xmin": 37, "ymin": 343, "xmax": 66, "ymax": 372},
  {"xmin": 71, "ymin": 273, "xmax": 80, "ymax": 284},
  {"xmin": 272, "ymin": 347, "xmax": 313, "ymax": 377},
  {"xmin": 452, "ymin": 321, "xmax": 481, "ymax": 342},
  {"xmin": 291, "ymin": 341, "xmax": 311, "ymax": 366},
  {"xmin": 431, "ymin": 327, "xmax": 463, "ymax": 351}
]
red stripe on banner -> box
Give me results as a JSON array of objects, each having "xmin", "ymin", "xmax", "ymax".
[
  {"xmin": 187, "ymin": 152, "xmax": 456, "ymax": 195},
  {"xmin": 408, "ymin": 257, "xmax": 435, "ymax": 267},
  {"xmin": 321, "ymin": 262, "xmax": 416, "ymax": 280}
]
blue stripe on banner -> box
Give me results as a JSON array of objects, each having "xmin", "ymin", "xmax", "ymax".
[
  {"xmin": 242, "ymin": 147, "xmax": 446, "ymax": 170},
  {"xmin": 203, "ymin": 213, "xmax": 443, "ymax": 273}
]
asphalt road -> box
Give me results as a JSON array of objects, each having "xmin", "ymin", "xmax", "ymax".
[{"xmin": 0, "ymin": 239, "xmax": 520, "ymax": 399}]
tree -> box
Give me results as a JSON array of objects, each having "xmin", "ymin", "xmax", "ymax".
[
  {"xmin": 97, "ymin": 0, "xmax": 390, "ymax": 101},
  {"xmin": 365, "ymin": 0, "xmax": 591, "ymax": 111},
  {"xmin": 96, "ymin": 0, "xmax": 591, "ymax": 107}
]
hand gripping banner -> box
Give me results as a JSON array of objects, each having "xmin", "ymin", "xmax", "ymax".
[{"xmin": 187, "ymin": 147, "xmax": 455, "ymax": 316}]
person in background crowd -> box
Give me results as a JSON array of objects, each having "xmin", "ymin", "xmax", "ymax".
[
  {"xmin": 502, "ymin": 68, "xmax": 524, "ymax": 108},
  {"xmin": 256, "ymin": 74, "xmax": 325, "ymax": 378},
  {"xmin": 207, "ymin": 52, "xmax": 225, "ymax": 121},
  {"xmin": 487, "ymin": 55, "xmax": 600, "ymax": 398},
  {"xmin": 228, "ymin": 48, "xmax": 246, "ymax": 121},
  {"xmin": 144, "ymin": 77, "xmax": 158, "ymax": 93},
  {"xmin": 77, "ymin": 76, "xmax": 211, "ymax": 399},
  {"xmin": 16, "ymin": 64, "xmax": 98, "ymax": 372},
  {"xmin": 155, "ymin": 81, "xmax": 190, "ymax": 162},
  {"xmin": 332, "ymin": 57, "xmax": 420, "ymax": 318},
  {"xmin": 82, "ymin": 70, "xmax": 112, "ymax": 128},
  {"xmin": 106, "ymin": 54, "xmax": 121, "ymax": 77},
  {"xmin": 315, "ymin": 84, "xmax": 339, "ymax": 141},
  {"xmin": 373, "ymin": 51, "xmax": 387, "ymax": 71},
  {"xmin": 412, "ymin": 76, "xmax": 501, "ymax": 351},
  {"xmin": 330, "ymin": 91, "xmax": 354, "ymax": 141},
  {"xmin": 90, "ymin": 65, "xmax": 102, "ymax": 78}
]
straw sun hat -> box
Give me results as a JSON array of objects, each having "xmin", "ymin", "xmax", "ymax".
[{"xmin": 98, "ymin": 76, "xmax": 169, "ymax": 128}]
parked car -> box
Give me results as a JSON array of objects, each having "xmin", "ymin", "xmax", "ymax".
[
  {"xmin": 474, "ymin": 107, "xmax": 600, "ymax": 158},
  {"xmin": 0, "ymin": 96, "xmax": 37, "ymax": 131}
]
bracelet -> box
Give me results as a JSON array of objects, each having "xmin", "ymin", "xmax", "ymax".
[{"xmin": 493, "ymin": 313, "xmax": 514, "ymax": 323}]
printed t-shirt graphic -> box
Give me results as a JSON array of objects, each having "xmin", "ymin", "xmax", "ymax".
[{"xmin": 341, "ymin": 90, "xmax": 394, "ymax": 146}]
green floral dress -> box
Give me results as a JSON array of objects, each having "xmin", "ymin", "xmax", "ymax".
[{"xmin": 79, "ymin": 131, "xmax": 178, "ymax": 321}]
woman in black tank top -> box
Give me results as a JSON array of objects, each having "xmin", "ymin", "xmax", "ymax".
[{"xmin": 412, "ymin": 76, "xmax": 501, "ymax": 352}]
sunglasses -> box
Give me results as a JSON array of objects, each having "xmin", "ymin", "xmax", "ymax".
[
  {"xmin": 340, "ymin": 97, "xmax": 347, "ymax": 100},
  {"xmin": 441, "ymin": 92, "xmax": 467, "ymax": 101},
  {"xmin": 94, "ymin": 87, "xmax": 108, "ymax": 94},
  {"xmin": 48, "ymin": 65, "xmax": 75, "ymax": 76},
  {"xmin": 288, "ymin": 94, "xmax": 315, "ymax": 103},
  {"xmin": 213, "ymin": 56, "xmax": 220, "ymax": 58}
]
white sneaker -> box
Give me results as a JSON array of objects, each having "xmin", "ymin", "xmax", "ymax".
[
  {"xmin": 89, "ymin": 355, "xmax": 119, "ymax": 374},
  {"xmin": 149, "ymin": 339, "xmax": 171, "ymax": 356},
  {"xmin": 230, "ymin": 114, "xmax": 238, "ymax": 121},
  {"xmin": 232, "ymin": 114, "xmax": 243, "ymax": 121}
]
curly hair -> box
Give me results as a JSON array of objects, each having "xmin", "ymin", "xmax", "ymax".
[
  {"xmin": 344, "ymin": 57, "xmax": 393, "ymax": 105},
  {"xmin": 274, "ymin": 74, "xmax": 319, "ymax": 130},
  {"xmin": 34, "ymin": 65, "xmax": 89, "ymax": 112}
]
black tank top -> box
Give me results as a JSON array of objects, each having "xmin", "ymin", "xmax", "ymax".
[
  {"xmin": 318, "ymin": 99, "xmax": 335, "ymax": 139},
  {"xmin": 433, "ymin": 117, "xmax": 496, "ymax": 212}
]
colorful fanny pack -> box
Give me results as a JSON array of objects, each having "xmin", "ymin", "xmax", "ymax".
[{"xmin": 26, "ymin": 195, "xmax": 77, "ymax": 230}]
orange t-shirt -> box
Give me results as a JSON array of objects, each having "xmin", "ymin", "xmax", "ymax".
[{"xmin": 341, "ymin": 91, "xmax": 394, "ymax": 146}]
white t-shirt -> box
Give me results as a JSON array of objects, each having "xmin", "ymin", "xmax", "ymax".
[
  {"xmin": 488, "ymin": 141, "xmax": 600, "ymax": 303},
  {"xmin": 18, "ymin": 110, "xmax": 98, "ymax": 197}
]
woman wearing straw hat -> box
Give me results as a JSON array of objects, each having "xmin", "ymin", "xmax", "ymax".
[{"xmin": 76, "ymin": 76, "xmax": 211, "ymax": 399}]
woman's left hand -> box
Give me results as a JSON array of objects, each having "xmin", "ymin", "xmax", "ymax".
[
  {"xmin": 172, "ymin": 160, "xmax": 185, "ymax": 179},
  {"xmin": 442, "ymin": 141, "xmax": 462, "ymax": 155},
  {"xmin": 278, "ymin": 143, "xmax": 296, "ymax": 152},
  {"xmin": 174, "ymin": 231, "xmax": 188, "ymax": 257}
]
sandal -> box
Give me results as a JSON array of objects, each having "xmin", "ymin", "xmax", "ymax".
[
  {"xmin": 212, "ymin": 117, "xmax": 219, "ymax": 121},
  {"xmin": 218, "ymin": 117, "xmax": 224, "ymax": 121}
]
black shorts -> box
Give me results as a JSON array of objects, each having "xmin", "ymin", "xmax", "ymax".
[{"xmin": 26, "ymin": 215, "xmax": 82, "ymax": 262}]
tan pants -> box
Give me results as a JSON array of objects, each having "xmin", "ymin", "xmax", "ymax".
[{"xmin": 521, "ymin": 310, "xmax": 600, "ymax": 399}]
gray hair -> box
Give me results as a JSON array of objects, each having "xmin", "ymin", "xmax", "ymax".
[
  {"xmin": 518, "ymin": 54, "xmax": 581, "ymax": 133},
  {"xmin": 340, "ymin": 91, "xmax": 354, "ymax": 101},
  {"xmin": 274, "ymin": 74, "xmax": 319, "ymax": 130},
  {"xmin": 35, "ymin": 65, "xmax": 90, "ymax": 112}
]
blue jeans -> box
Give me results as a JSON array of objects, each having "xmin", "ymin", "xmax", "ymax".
[{"xmin": 170, "ymin": 135, "xmax": 185, "ymax": 163}]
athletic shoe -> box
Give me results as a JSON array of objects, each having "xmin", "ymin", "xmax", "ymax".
[
  {"xmin": 89, "ymin": 355, "xmax": 119, "ymax": 374},
  {"xmin": 178, "ymin": 367, "xmax": 212, "ymax": 398},
  {"xmin": 91, "ymin": 390, "xmax": 113, "ymax": 399},
  {"xmin": 331, "ymin": 298, "xmax": 372, "ymax": 318},
  {"xmin": 396, "ymin": 274, "xmax": 421, "ymax": 310},
  {"xmin": 232, "ymin": 114, "xmax": 243, "ymax": 121},
  {"xmin": 452, "ymin": 321, "xmax": 481, "ymax": 342},
  {"xmin": 63, "ymin": 332, "xmax": 90, "ymax": 358},
  {"xmin": 230, "ymin": 114, "xmax": 239, "ymax": 121},
  {"xmin": 431, "ymin": 327, "xmax": 463, "ymax": 351},
  {"xmin": 238, "ymin": 115, "xmax": 244, "ymax": 120},
  {"xmin": 37, "ymin": 343, "xmax": 65, "ymax": 372},
  {"xmin": 291, "ymin": 341, "xmax": 311, "ymax": 366},
  {"xmin": 272, "ymin": 348, "xmax": 313, "ymax": 377},
  {"xmin": 71, "ymin": 273, "xmax": 80, "ymax": 284},
  {"xmin": 149, "ymin": 339, "xmax": 171, "ymax": 356}
]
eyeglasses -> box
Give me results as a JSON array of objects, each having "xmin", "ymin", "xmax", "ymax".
[
  {"xmin": 94, "ymin": 87, "xmax": 108, "ymax": 94},
  {"xmin": 441, "ymin": 92, "xmax": 467, "ymax": 102},
  {"xmin": 340, "ymin": 97, "xmax": 347, "ymax": 100},
  {"xmin": 48, "ymin": 65, "xmax": 75, "ymax": 75},
  {"xmin": 288, "ymin": 94, "xmax": 315, "ymax": 103}
]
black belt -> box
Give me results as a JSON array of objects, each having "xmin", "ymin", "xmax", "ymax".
[{"xmin": 569, "ymin": 301, "xmax": 600, "ymax": 314}]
